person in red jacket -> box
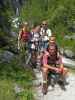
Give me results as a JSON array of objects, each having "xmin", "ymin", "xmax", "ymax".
[{"xmin": 18, "ymin": 22, "xmax": 31, "ymax": 51}]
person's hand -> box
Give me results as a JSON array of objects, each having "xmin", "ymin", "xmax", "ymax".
[
  {"xmin": 55, "ymin": 68, "xmax": 61, "ymax": 73},
  {"xmin": 60, "ymin": 67, "xmax": 64, "ymax": 73},
  {"xmin": 17, "ymin": 42, "xmax": 20, "ymax": 50}
]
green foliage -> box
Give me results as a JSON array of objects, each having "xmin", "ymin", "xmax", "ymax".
[
  {"xmin": 0, "ymin": 80, "xmax": 16, "ymax": 100},
  {"xmin": 0, "ymin": 57, "xmax": 34, "ymax": 82},
  {"xmin": 17, "ymin": 89, "xmax": 34, "ymax": 100},
  {"xmin": 0, "ymin": 0, "xmax": 14, "ymax": 35},
  {"xmin": 0, "ymin": 0, "xmax": 75, "ymax": 48},
  {"xmin": 0, "ymin": 56, "xmax": 34, "ymax": 100},
  {"xmin": 20, "ymin": 0, "xmax": 75, "ymax": 48},
  {"xmin": 0, "ymin": 0, "xmax": 75, "ymax": 99}
]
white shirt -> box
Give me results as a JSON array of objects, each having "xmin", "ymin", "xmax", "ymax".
[
  {"xmin": 31, "ymin": 32, "xmax": 40, "ymax": 42},
  {"xmin": 40, "ymin": 28, "xmax": 52, "ymax": 41}
]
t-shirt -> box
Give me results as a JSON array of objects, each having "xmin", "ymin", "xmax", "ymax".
[
  {"xmin": 31, "ymin": 32, "xmax": 40, "ymax": 42},
  {"xmin": 21, "ymin": 30, "xmax": 30, "ymax": 42},
  {"xmin": 42, "ymin": 51, "xmax": 62, "ymax": 66},
  {"xmin": 40, "ymin": 28, "xmax": 52, "ymax": 41}
]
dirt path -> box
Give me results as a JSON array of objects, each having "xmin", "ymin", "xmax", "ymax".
[{"xmin": 34, "ymin": 69, "xmax": 75, "ymax": 100}]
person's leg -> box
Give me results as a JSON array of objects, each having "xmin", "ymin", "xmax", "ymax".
[
  {"xmin": 21, "ymin": 41, "xmax": 26, "ymax": 52},
  {"xmin": 42, "ymin": 67, "xmax": 48, "ymax": 94},
  {"xmin": 44, "ymin": 41, "xmax": 48, "ymax": 50},
  {"xmin": 36, "ymin": 55, "xmax": 41, "ymax": 70},
  {"xmin": 20, "ymin": 40, "xmax": 23, "ymax": 52},
  {"xmin": 63, "ymin": 68, "xmax": 69, "ymax": 76},
  {"xmin": 44, "ymin": 41, "xmax": 46, "ymax": 50},
  {"xmin": 62, "ymin": 67, "xmax": 69, "ymax": 82},
  {"xmin": 59, "ymin": 67, "xmax": 69, "ymax": 86},
  {"xmin": 42, "ymin": 67, "xmax": 48, "ymax": 83},
  {"xmin": 39, "ymin": 40, "xmax": 43, "ymax": 51}
]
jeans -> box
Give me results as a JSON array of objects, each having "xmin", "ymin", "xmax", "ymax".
[{"xmin": 39, "ymin": 40, "xmax": 49, "ymax": 51}]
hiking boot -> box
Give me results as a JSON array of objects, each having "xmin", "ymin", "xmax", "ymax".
[{"xmin": 42, "ymin": 81, "xmax": 48, "ymax": 95}]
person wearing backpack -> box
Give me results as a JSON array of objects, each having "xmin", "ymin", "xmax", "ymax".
[
  {"xmin": 30, "ymin": 25, "xmax": 41, "ymax": 68},
  {"xmin": 18, "ymin": 22, "xmax": 31, "ymax": 52},
  {"xmin": 41, "ymin": 35, "xmax": 68, "ymax": 94},
  {"xmin": 40, "ymin": 20, "xmax": 52, "ymax": 51}
]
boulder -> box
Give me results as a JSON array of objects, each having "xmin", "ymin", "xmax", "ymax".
[
  {"xmin": 0, "ymin": 50, "xmax": 15, "ymax": 63},
  {"xmin": 10, "ymin": 31, "xmax": 17, "ymax": 37},
  {"xmin": 63, "ymin": 49, "xmax": 75, "ymax": 59},
  {"xmin": 64, "ymin": 35, "xmax": 72, "ymax": 40},
  {"xmin": 64, "ymin": 34, "xmax": 75, "ymax": 40},
  {"xmin": 62, "ymin": 57, "xmax": 75, "ymax": 68}
]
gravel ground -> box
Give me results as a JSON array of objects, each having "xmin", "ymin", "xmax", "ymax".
[{"xmin": 34, "ymin": 69, "xmax": 75, "ymax": 100}]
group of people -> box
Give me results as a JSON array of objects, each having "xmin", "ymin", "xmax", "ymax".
[
  {"xmin": 18, "ymin": 20, "xmax": 52, "ymax": 52},
  {"xmin": 18, "ymin": 20, "xmax": 68, "ymax": 94},
  {"xmin": 18, "ymin": 20, "xmax": 52, "ymax": 67}
]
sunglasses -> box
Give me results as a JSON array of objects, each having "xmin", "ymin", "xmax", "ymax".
[{"xmin": 42, "ymin": 24, "xmax": 47, "ymax": 25}]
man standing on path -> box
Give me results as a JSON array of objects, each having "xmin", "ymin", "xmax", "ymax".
[{"xmin": 40, "ymin": 20, "xmax": 52, "ymax": 50}]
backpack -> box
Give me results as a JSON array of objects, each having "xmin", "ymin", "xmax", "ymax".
[{"xmin": 31, "ymin": 31, "xmax": 40, "ymax": 42}]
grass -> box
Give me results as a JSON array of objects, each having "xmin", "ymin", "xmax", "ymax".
[
  {"xmin": 58, "ymin": 36, "xmax": 75, "ymax": 51},
  {"xmin": 0, "ymin": 57, "xmax": 35, "ymax": 100},
  {"xmin": 0, "ymin": 80, "xmax": 16, "ymax": 100}
]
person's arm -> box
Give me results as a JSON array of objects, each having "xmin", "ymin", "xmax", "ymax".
[
  {"xmin": 47, "ymin": 29, "xmax": 52, "ymax": 37},
  {"xmin": 18, "ymin": 30, "xmax": 22, "ymax": 40},
  {"xmin": 60, "ymin": 56, "xmax": 64, "ymax": 70},
  {"xmin": 42, "ymin": 53, "xmax": 58, "ymax": 71},
  {"xmin": 57, "ymin": 52, "xmax": 64, "ymax": 73},
  {"xmin": 57, "ymin": 52, "xmax": 64, "ymax": 68},
  {"xmin": 44, "ymin": 63, "xmax": 62, "ymax": 73},
  {"xmin": 18, "ymin": 30, "xmax": 22, "ymax": 50},
  {"xmin": 42, "ymin": 52, "xmax": 63, "ymax": 72}
]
